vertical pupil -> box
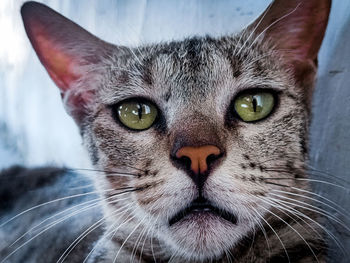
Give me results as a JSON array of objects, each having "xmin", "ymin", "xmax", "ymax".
[
  {"xmin": 137, "ymin": 103, "xmax": 142, "ymax": 119},
  {"xmin": 252, "ymin": 97, "xmax": 257, "ymax": 112}
]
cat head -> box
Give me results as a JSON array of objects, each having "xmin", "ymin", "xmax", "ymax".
[{"xmin": 21, "ymin": 0, "xmax": 330, "ymax": 260}]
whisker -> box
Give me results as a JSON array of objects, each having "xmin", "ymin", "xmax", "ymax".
[
  {"xmin": 67, "ymin": 168, "xmax": 139, "ymax": 177},
  {"xmin": 130, "ymin": 221, "xmax": 148, "ymax": 263},
  {"xmin": 13, "ymin": 191, "xmax": 132, "ymax": 246},
  {"xmin": 140, "ymin": 228, "xmax": 152, "ymax": 263},
  {"xmin": 252, "ymin": 214, "xmax": 271, "ymax": 258},
  {"xmin": 254, "ymin": 153, "xmax": 301, "ymax": 166},
  {"xmin": 150, "ymin": 216, "xmax": 158, "ymax": 263},
  {"xmin": 128, "ymin": 46, "xmax": 144, "ymax": 66},
  {"xmin": 256, "ymin": 202, "xmax": 319, "ymax": 263},
  {"xmin": 246, "ymin": 217, "xmax": 257, "ymax": 261},
  {"xmin": 83, "ymin": 206, "xmax": 139, "ymax": 263},
  {"xmin": 82, "ymin": 220, "xmax": 119, "ymax": 263},
  {"xmin": 271, "ymin": 189, "xmax": 350, "ymax": 219},
  {"xmin": 250, "ymin": 206, "xmax": 290, "ymax": 263},
  {"xmin": 306, "ymin": 166, "xmax": 350, "ymax": 185},
  {"xmin": 119, "ymin": 164, "xmax": 149, "ymax": 173},
  {"xmin": 265, "ymin": 164, "xmax": 350, "ymax": 186},
  {"xmin": 139, "ymin": 214, "xmax": 160, "ymax": 263},
  {"xmin": 248, "ymin": 3, "xmax": 301, "ymax": 50},
  {"xmin": 268, "ymin": 194, "xmax": 350, "ymax": 233},
  {"xmin": 264, "ymin": 181, "xmax": 292, "ymax": 188},
  {"xmin": 262, "ymin": 197, "xmax": 323, "ymax": 239},
  {"xmin": 0, "ymin": 187, "xmax": 119, "ymax": 228},
  {"xmin": 56, "ymin": 203, "xmax": 133, "ymax": 263},
  {"xmin": 109, "ymin": 208, "xmax": 139, "ymax": 242},
  {"xmin": 244, "ymin": 49, "xmax": 295, "ymax": 67},
  {"xmin": 1, "ymin": 201, "xmax": 104, "ymax": 263},
  {"xmin": 264, "ymin": 176, "xmax": 350, "ymax": 191},
  {"xmin": 289, "ymin": 186, "xmax": 350, "ymax": 217},
  {"xmin": 235, "ymin": 2, "xmax": 273, "ymax": 55},
  {"xmin": 112, "ymin": 214, "xmax": 148, "ymax": 263},
  {"xmin": 68, "ymin": 183, "xmax": 95, "ymax": 190},
  {"xmin": 2, "ymin": 189, "xmax": 142, "ymax": 262},
  {"xmin": 168, "ymin": 247, "xmax": 180, "ymax": 263},
  {"xmin": 225, "ymin": 248, "xmax": 234, "ymax": 263},
  {"xmin": 10, "ymin": 196, "xmax": 103, "ymax": 247},
  {"xmin": 134, "ymin": 212, "xmax": 157, "ymax": 263},
  {"xmin": 266, "ymin": 197, "xmax": 347, "ymax": 256}
]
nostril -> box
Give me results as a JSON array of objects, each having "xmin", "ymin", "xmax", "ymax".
[
  {"xmin": 179, "ymin": 156, "xmax": 192, "ymax": 171},
  {"xmin": 206, "ymin": 153, "xmax": 219, "ymax": 164},
  {"xmin": 206, "ymin": 152, "xmax": 223, "ymax": 168},
  {"xmin": 170, "ymin": 154, "xmax": 192, "ymax": 171}
]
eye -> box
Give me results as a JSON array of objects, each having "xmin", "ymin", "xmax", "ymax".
[
  {"xmin": 233, "ymin": 91, "xmax": 275, "ymax": 122},
  {"xmin": 116, "ymin": 100, "xmax": 158, "ymax": 130}
]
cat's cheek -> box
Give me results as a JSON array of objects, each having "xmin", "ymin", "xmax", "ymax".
[
  {"xmin": 134, "ymin": 167, "xmax": 195, "ymax": 211},
  {"xmin": 204, "ymin": 173, "xmax": 268, "ymax": 221}
]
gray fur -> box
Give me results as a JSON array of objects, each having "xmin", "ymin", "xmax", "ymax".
[{"xmin": 0, "ymin": 166, "xmax": 103, "ymax": 263}]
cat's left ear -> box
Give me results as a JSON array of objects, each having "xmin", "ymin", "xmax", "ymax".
[
  {"xmin": 21, "ymin": 2, "xmax": 116, "ymax": 126},
  {"xmin": 248, "ymin": 0, "xmax": 331, "ymax": 96}
]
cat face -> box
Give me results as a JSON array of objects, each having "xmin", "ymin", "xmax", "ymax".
[
  {"xmin": 88, "ymin": 37, "xmax": 308, "ymax": 258},
  {"xmin": 21, "ymin": 0, "xmax": 330, "ymax": 261}
]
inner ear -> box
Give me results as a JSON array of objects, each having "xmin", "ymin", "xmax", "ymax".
[
  {"xmin": 21, "ymin": 2, "xmax": 116, "ymax": 125},
  {"xmin": 249, "ymin": 0, "xmax": 331, "ymax": 63},
  {"xmin": 243, "ymin": 0, "xmax": 331, "ymax": 108}
]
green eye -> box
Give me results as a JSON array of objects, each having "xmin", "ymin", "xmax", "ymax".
[
  {"xmin": 234, "ymin": 91, "xmax": 275, "ymax": 122},
  {"xmin": 116, "ymin": 100, "xmax": 158, "ymax": 130}
]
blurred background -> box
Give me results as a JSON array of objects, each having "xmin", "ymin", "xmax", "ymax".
[{"xmin": 0, "ymin": 0, "xmax": 349, "ymax": 262}]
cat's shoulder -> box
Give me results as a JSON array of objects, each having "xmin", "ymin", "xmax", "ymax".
[
  {"xmin": 0, "ymin": 166, "xmax": 104, "ymax": 263},
  {"xmin": 0, "ymin": 165, "xmax": 66, "ymax": 211}
]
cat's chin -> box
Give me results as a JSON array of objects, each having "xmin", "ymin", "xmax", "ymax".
[{"xmin": 167, "ymin": 212, "xmax": 249, "ymax": 261}]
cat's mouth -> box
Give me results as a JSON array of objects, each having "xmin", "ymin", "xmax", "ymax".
[{"xmin": 169, "ymin": 197, "xmax": 237, "ymax": 226}]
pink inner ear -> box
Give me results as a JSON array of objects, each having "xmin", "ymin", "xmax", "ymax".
[
  {"xmin": 21, "ymin": 2, "xmax": 115, "ymax": 126},
  {"xmin": 273, "ymin": 16, "xmax": 323, "ymax": 62},
  {"xmin": 29, "ymin": 24, "xmax": 94, "ymax": 125},
  {"xmin": 251, "ymin": 0, "xmax": 330, "ymax": 63},
  {"xmin": 25, "ymin": 18, "xmax": 83, "ymax": 94},
  {"xmin": 34, "ymin": 31, "xmax": 81, "ymax": 93}
]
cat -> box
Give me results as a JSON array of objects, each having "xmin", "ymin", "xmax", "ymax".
[{"xmin": 0, "ymin": 0, "xmax": 337, "ymax": 262}]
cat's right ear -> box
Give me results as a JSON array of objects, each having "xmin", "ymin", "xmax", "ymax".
[
  {"xmin": 21, "ymin": 1, "xmax": 116, "ymax": 126},
  {"xmin": 245, "ymin": 0, "xmax": 331, "ymax": 101}
]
